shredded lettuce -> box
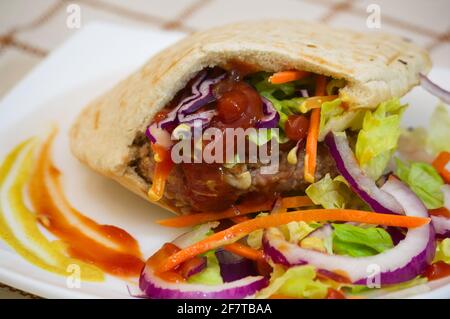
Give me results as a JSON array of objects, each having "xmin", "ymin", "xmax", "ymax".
[
  {"xmin": 285, "ymin": 221, "xmax": 317, "ymax": 244},
  {"xmin": 395, "ymin": 159, "xmax": 444, "ymax": 209},
  {"xmin": 427, "ymin": 104, "xmax": 450, "ymax": 155},
  {"xmin": 248, "ymin": 214, "xmax": 319, "ymax": 248},
  {"xmin": 247, "ymin": 72, "xmax": 362, "ymax": 143},
  {"xmin": 300, "ymin": 237, "xmax": 328, "ymax": 253},
  {"xmin": 247, "ymin": 230, "xmax": 264, "ymax": 250},
  {"xmin": 247, "ymin": 213, "xmax": 269, "ymax": 249},
  {"xmin": 306, "ymin": 174, "xmax": 367, "ymax": 210},
  {"xmin": 319, "ymin": 98, "xmax": 345, "ymax": 130},
  {"xmin": 256, "ymin": 265, "xmax": 329, "ymax": 299},
  {"xmin": 187, "ymin": 250, "xmax": 223, "ymax": 285},
  {"xmin": 346, "ymin": 277, "xmax": 427, "ymax": 296},
  {"xmin": 355, "ymin": 98, "xmax": 405, "ymax": 180},
  {"xmin": 319, "ymin": 99, "xmax": 362, "ymax": 134},
  {"xmin": 246, "ymin": 72, "xmax": 313, "ymax": 129},
  {"xmin": 306, "ymin": 174, "xmax": 350, "ymax": 209},
  {"xmin": 318, "ymin": 98, "xmax": 364, "ymax": 140},
  {"xmin": 247, "ymin": 127, "xmax": 289, "ymax": 146},
  {"xmin": 398, "ymin": 104, "xmax": 450, "ymax": 160},
  {"xmin": 397, "ymin": 127, "xmax": 431, "ymax": 163},
  {"xmin": 434, "ymin": 238, "xmax": 450, "ymax": 264},
  {"xmin": 332, "ymin": 223, "xmax": 394, "ymax": 257},
  {"xmin": 259, "ymin": 92, "xmax": 304, "ymax": 129}
]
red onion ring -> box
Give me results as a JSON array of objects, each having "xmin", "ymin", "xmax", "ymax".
[
  {"xmin": 178, "ymin": 72, "xmax": 226, "ymax": 120},
  {"xmin": 172, "ymin": 222, "xmax": 219, "ymax": 249},
  {"xmin": 325, "ymin": 132, "xmax": 404, "ymax": 215},
  {"xmin": 419, "ymin": 73, "xmax": 450, "ymax": 104},
  {"xmin": 432, "ymin": 215, "xmax": 450, "ymax": 239},
  {"xmin": 179, "ymin": 256, "xmax": 208, "ymax": 278},
  {"xmin": 255, "ymin": 97, "xmax": 280, "ymax": 129},
  {"xmin": 431, "ymin": 185, "xmax": 450, "ymax": 238},
  {"xmin": 139, "ymin": 265, "xmax": 268, "ymax": 299},
  {"xmin": 306, "ymin": 224, "xmax": 332, "ymax": 240},
  {"xmin": 145, "ymin": 70, "xmax": 225, "ymax": 146},
  {"xmin": 215, "ymin": 249, "xmax": 257, "ymax": 283},
  {"xmin": 263, "ymin": 177, "xmax": 435, "ymax": 285}
]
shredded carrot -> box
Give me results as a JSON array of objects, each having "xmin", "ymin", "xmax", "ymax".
[
  {"xmin": 148, "ymin": 144, "xmax": 173, "ymax": 202},
  {"xmin": 223, "ymin": 243, "xmax": 264, "ymax": 261},
  {"xmin": 271, "ymin": 197, "xmax": 287, "ymax": 214},
  {"xmin": 281, "ymin": 196, "xmax": 314, "ymax": 209},
  {"xmin": 304, "ymin": 108, "xmax": 321, "ymax": 183},
  {"xmin": 230, "ymin": 216, "xmax": 250, "ymax": 224},
  {"xmin": 432, "ymin": 151, "xmax": 450, "ymax": 184},
  {"xmin": 157, "ymin": 195, "xmax": 315, "ymax": 228},
  {"xmin": 304, "ymin": 75, "xmax": 327, "ymax": 184},
  {"xmin": 269, "ymin": 70, "xmax": 310, "ymax": 84},
  {"xmin": 156, "ymin": 209, "xmax": 430, "ymax": 272},
  {"xmin": 157, "ymin": 201, "xmax": 274, "ymax": 228}
]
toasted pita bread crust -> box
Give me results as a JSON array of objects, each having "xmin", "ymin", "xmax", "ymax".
[{"xmin": 70, "ymin": 20, "xmax": 431, "ymax": 212}]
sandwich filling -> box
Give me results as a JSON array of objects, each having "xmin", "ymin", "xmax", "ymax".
[{"xmin": 129, "ymin": 66, "xmax": 400, "ymax": 214}]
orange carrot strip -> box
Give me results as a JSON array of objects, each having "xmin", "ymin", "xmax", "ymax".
[
  {"xmin": 281, "ymin": 196, "xmax": 314, "ymax": 208},
  {"xmin": 432, "ymin": 151, "xmax": 450, "ymax": 184},
  {"xmin": 304, "ymin": 75, "xmax": 327, "ymax": 184},
  {"xmin": 157, "ymin": 209, "xmax": 430, "ymax": 272},
  {"xmin": 223, "ymin": 243, "xmax": 264, "ymax": 261},
  {"xmin": 269, "ymin": 70, "xmax": 310, "ymax": 84},
  {"xmin": 304, "ymin": 108, "xmax": 321, "ymax": 183},
  {"xmin": 157, "ymin": 195, "xmax": 316, "ymax": 228},
  {"xmin": 148, "ymin": 144, "xmax": 173, "ymax": 202},
  {"xmin": 230, "ymin": 216, "xmax": 250, "ymax": 224},
  {"xmin": 157, "ymin": 201, "xmax": 274, "ymax": 228}
]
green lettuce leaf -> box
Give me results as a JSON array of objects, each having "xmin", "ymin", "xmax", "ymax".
[
  {"xmin": 346, "ymin": 277, "xmax": 427, "ymax": 296},
  {"xmin": 434, "ymin": 238, "xmax": 450, "ymax": 264},
  {"xmin": 247, "ymin": 214, "xmax": 319, "ymax": 248},
  {"xmin": 285, "ymin": 221, "xmax": 318, "ymax": 244},
  {"xmin": 257, "ymin": 265, "xmax": 329, "ymax": 299},
  {"xmin": 395, "ymin": 159, "xmax": 444, "ymax": 209},
  {"xmin": 398, "ymin": 104, "xmax": 450, "ymax": 160},
  {"xmin": 318, "ymin": 98, "xmax": 364, "ymax": 141},
  {"xmin": 247, "ymin": 72, "xmax": 313, "ymax": 129},
  {"xmin": 306, "ymin": 174, "xmax": 350, "ymax": 209},
  {"xmin": 427, "ymin": 104, "xmax": 450, "ymax": 155},
  {"xmin": 247, "ymin": 127, "xmax": 289, "ymax": 146},
  {"xmin": 305, "ymin": 174, "xmax": 368, "ymax": 210},
  {"xmin": 246, "ymin": 213, "xmax": 269, "ymax": 249},
  {"xmin": 355, "ymin": 98, "xmax": 405, "ymax": 180},
  {"xmin": 332, "ymin": 223, "xmax": 394, "ymax": 257},
  {"xmin": 260, "ymin": 92, "xmax": 305, "ymax": 129},
  {"xmin": 187, "ymin": 250, "xmax": 223, "ymax": 285}
]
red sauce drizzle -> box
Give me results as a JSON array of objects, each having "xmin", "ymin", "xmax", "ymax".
[{"xmin": 29, "ymin": 131, "xmax": 144, "ymax": 277}]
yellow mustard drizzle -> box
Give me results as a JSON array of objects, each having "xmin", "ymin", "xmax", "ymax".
[{"xmin": 0, "ymin": 139, "xmax": 104, "ymax": 281}]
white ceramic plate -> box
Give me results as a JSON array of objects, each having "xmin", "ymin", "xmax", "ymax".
[{"xmin": 0, "ymin": 22, "xmax": 448, "ymax": 299}]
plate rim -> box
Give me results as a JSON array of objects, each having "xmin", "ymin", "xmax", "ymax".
[{"xmin": 0, "ymin": 22, "xmax": 449, "ymax": 299}]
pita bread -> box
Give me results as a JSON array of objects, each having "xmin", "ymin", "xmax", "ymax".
[{"xmin": 70, "ymin": 20, "xmax": 431, "ymax": 212}]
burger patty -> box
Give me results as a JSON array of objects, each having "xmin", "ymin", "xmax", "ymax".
[{"xmin": 129, "ymin": 133, "xmax": 337, "ymax": 214}]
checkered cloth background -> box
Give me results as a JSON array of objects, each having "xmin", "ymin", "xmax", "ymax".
[{"xmin": 0, "ymin": 0, "xmax": 449, "ymax": 298}]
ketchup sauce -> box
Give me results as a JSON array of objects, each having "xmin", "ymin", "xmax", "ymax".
[{"xmin": 179, "ymin": 76, "xmax": 266, "ymax": 212}]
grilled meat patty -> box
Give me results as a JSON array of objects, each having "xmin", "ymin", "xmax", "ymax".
[{"xmin": 130, "ymin": 133, "xmax": 337, "ymax": 213}]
